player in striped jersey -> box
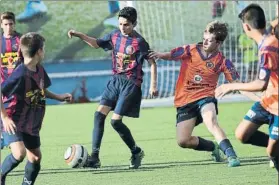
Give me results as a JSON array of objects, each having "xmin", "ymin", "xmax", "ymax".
[
  {"xmin": 1, "ymin": 12, "xmax": 21, "ymax": 149},
  {"xmin": 67, "ymin": 7, "xmax": 158, "ymax": 169}
]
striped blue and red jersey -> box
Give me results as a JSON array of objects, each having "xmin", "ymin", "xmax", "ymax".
[
  {"xmin": 1, "ymin": 63, "xmax": 51, "ymax": 136},
  {"xmin": 1, "ymin": 32, "xmax": 21, "ymax": 81},
  {"xmin": 96, "ymin": 29, "xmax": 150, "ymax": 86}
]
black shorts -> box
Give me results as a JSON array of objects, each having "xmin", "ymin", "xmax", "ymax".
[
  {"xmin": 100, "ymin": 75, "xmax": 142, "ymax": 118},
  {"xmin": 2, "ymin": 131, "xmax": 41, "ymax": 150},
  {"xmin": 176, "ymin": 97, "xmax": 218, "ymax": 126}
]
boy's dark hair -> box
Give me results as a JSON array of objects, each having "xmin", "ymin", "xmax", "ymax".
[
  {"xmin": 118, "ymin": 7, "xmax": 137, "ymax": 25},
  {"xmin": 238, "ymin": 4, "xmax": 266, "ymax": 29},
  {"xmin": 1, "ymin": 12, "xmax": 15, "ymax": 23},
  {"xmin": 20, "ymin": 32, "xmax": 45, "ymax": 58},
  {"xmin": 205, "ymin": 20, "xmax": 228, "ymax": 42}
]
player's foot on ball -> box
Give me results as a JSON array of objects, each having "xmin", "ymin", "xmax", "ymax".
[
  {"xmin": 228, "ymin": 156, "xmax": 241, "ymax": 167},
  {"xmin": 83, "ymin": 155, "xmax": 101, "ymax": 168},
  {"xmin": 129, "ymin": 150, "xmax": 145, "ymax": 169},
  {"xmin": 211, "ymin": 142, "xmax": 223, "ymax": 162}
]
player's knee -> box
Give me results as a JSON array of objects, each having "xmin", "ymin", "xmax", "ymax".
[
  {"xmin": 94, "ymin": 111, "xmax": 107, "ymax": 123},
  {"xmin": 13, "ymin": 149, "xmax": 26, "ymax": 162},
  {"xmin": 111, "ymin": 119, "xmax": 122, "ymax": 129},
  {"xmin": 235, "ymin": 130, "xmax": 248, "ymax": 143},
  {"xmin": 28, "ymin": 153, "xmax": 42, "ymax": 163}
]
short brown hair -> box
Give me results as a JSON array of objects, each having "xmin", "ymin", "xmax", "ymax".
[
  {"xmin": 1, "ymin": 12, "xmax": 15, "ymax": 23},
  {"xmin": 20, "ymin": 32, "xmax": 45, "ymax": 58},
  {"xmin": 205, "ymin": 20, "xmax": 228, "ymax": 42}
]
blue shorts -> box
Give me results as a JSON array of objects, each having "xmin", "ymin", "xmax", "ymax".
[
  {"xmin": 2, "ymin": 131, "xmax": 41, "ymax": 149},
  {"xmin": 176, "ymin": 97, "xmax": 218, "ymax": 125},
  {"xmin": 244, "ymin": 102, "xmax": 278, "ymax": 140},
  {"xmin": 100, "ymin": 75, "xmax": 142, "ymax": 118}
]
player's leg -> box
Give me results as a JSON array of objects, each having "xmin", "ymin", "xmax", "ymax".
[
  {"xmin": 176, "ymin": 103, "xmax": 217, "ymax": 156},
  {"xmin": 86, "ymin": 78, "xmax": 117, "ymax": 168},
  {"xmin": 200, "ymin": 99, "xmax": 240, "ymax": 167},
  {"xmin": 112, "ymin": 79, "xmax": 143, "ymax": 169},
  {"xmin": 267, "ymin": 115, "xmax": 279, "ymax": 172},
  {"xmin": 235, "ymin": 102, "xmax": 269, "ymax": 147},
  {"xmin": 88, "ymin": 105, "xmax": 111, "ymax": 168},
  {"xmin": 1, "ymin": 132, "xmax": 26, "ymax": 185},
  {"xmin": 21, "ymin": 133, "xmax": 41, "ymax": 185}
]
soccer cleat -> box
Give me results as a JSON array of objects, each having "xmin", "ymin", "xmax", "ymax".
[
  {"xmin": 227, "ymin": 156, "xmax": 241, "ymax": 167},
  {"xmin": 16, "ymin": 1, "xmax": 47, "ymax": 22},
  {"xmin": 270, "ymin": 160, "xmax": 275, "ymax": 168},
  {"xmin": 83, "ymin": 155, "xmax": 101, "ymax": 168},
  {"xmin": 211, "ymin": 142, "xmax": 223, "ymax": 162},
  {"xmin": 129, "ymin": 150, "xmax": 145, "ymax": 169}
]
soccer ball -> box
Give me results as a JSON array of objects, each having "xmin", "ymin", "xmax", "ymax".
[{"xmin": 64, "ymin": 144, "xmax": 88, "ymax": 168}]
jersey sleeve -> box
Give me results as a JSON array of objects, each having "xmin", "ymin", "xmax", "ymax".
[
  {"xmin": 96, "ymin": 31, "xmax": 114, "ymax": 51},
  {"xmin": 1, "ymin": 65, "xmax": 25, "ymax": 97},
  {"xmin": 257, "ymin": 53, "xmax": 275, "ymax": 82},
  {"xmin": 170, "ymin": 45, "xmax": 191, "ymax": 61},
  {"xmin": 41, "ymin": 66, "xmax": 52, "ymax": 89},
  {"xmin": 139, "ymin": 39, "xmax": 150, "ymax": 60},
  {"xmin": 222, "ymin": 59, "xmax": 240, "ymax": 82}
]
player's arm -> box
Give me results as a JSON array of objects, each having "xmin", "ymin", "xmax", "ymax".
[
  {"xmin": 148, "ymin": 51, "xmax": 172, "ymax": 60},
  {"xmin": 68, "ymin": 30, "xmax": 99, "ymax": 48},
  {"xmin": 216, "ymin": 59, "xmax": 266, "ymax": 99},
  {"xmin": 0, "ymin": 68, "xmax": 24, "ymax": 135},
  {"xmin": 148, "ymin": 58, "xmax": 158, "ymax": 98},
  {"xmin": 45, "ymin": 89, "xmax": 72, "ymax": 102},
  {"xmin": 148, "ymin": 45, "xmax": 191, "ymax": 61}
]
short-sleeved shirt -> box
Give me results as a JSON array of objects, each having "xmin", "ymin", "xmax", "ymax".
[
  {"xmin": 96, "ymin": 29, "xmax": 150, "ymax": 86},
  {"xmin": 170, "ymin": 43, "xmax": 239, "ymax": 107},
  {"xmin": 258, "ymin": 35, "xmax": 278, "ymax": 116},
  {"xmin": 1, "ymin": 63, "xmax": 51, "ymax": 136},
  {"xmin": 1, "ymin": 32, "xmax": 21, "ymax": 81}
]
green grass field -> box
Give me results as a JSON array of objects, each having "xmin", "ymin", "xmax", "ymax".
[{"xmin": 1, "ymin": 102, "xmax": 277, "ymax": 185}]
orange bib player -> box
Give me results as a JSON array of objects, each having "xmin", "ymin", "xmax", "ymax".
[
  {"xmin": 149, "ymin": 20, "xmax": 241, "ymax": 167},
  {"xmin": 216, "ymin": 4, "xmax": 279, "ymax": 172}
]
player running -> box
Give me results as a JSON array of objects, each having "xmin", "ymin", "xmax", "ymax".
[
  {"xmin": 215, "ymin": 4, "xmax": 279, "ymax": 172},
  {"xmin": 148, "ymin": 20, "xmax": 241, "ymax": 167}
]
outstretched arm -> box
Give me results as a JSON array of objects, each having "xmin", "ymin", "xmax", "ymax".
[
  {"xmin": 68, "ymin": 30, "xmax": 99, "ymax": 48},
  {"xmin": 148, "ymin": 51, "xmax": 172, "ymax": 60},
  {"xmin": 45, "ymin": 89, "xmax": 72, "ymax": 102}
]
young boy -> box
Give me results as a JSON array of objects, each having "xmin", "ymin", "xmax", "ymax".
[
  {"xmin": 1, "ymin": 11, "xmax": 21, "ymax": 149},
  {"xmin": 1, "ymin": 32, "xmax": 72, "ymax": 185},
  {"xmin": 215, "ymin": 4, "xmax": 279, "ymax": 172},
  {"xmin": 68, "ymin": 7, "xmax": 158, "ymax": 169},
  {"xmin": 148, "ymin": 20, "xmax": 241, "ymax": 167}
]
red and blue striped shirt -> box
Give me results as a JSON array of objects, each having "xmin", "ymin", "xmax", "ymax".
[
  {"xmin": 1, "ymin": 63, "xmax": 51, "ymax": 136},
  {"xmin": 97, "ymin": 29, "xmax": 150, "ymax": 86}
]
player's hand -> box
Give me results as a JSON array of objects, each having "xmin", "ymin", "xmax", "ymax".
[
  {"xmin": 149, "ymin": 87, "xmax": 159, "ymax": 98},
  {"xmin": 68, "ymin": 30, "xmax": 77, "ymax": 38},
  {"xmin": 215, "ymin": 84, "xmax": 233, "ymax": 99},
  {"xmin": 148, "ymin": 50, "xmax": 163, "ymax": 60},
  {"xmin": 2, "ymin": 116, "xmax": 16, "ymax": 135},
  {"xmin": 58, "ymin": 93, "xmax": 73, "ymax": 102}
]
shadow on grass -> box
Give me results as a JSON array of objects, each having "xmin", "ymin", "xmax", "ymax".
[{"xmin": 9, "ymin": 156, "xmax": 270, "ymax": 176}]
